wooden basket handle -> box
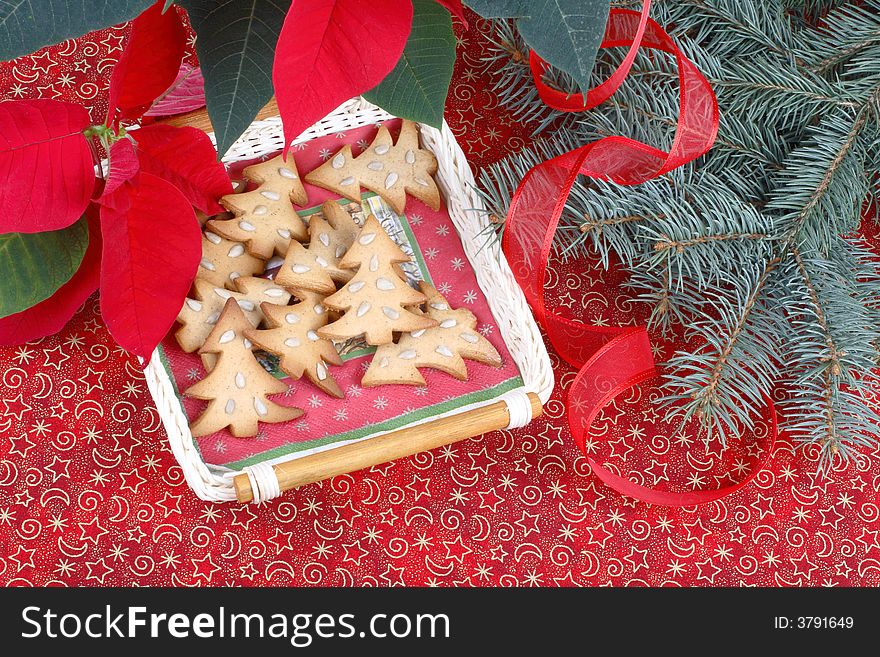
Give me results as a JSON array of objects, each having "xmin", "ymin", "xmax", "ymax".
[
  {"xmin": 158, "ymin": 97, "xmax": 279, "ymax": 133},
  {"xmin": 233, "ymin": 392, "xmax": 542, "ymax": 503}
]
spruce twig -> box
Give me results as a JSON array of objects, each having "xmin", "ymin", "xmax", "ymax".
[
  {"xmin": 691, "ymin": 258, "xmax": 780, "ymax": 421},
  {"xmin": 580, "ymin": 213, "xmax": 647, "ymax": 233},
  {"xmin": 792, "ymin": 246, "xmax": 844, "ymax": 378},
  {"xmin": 653, "ymin": 232, "xmax": 769, "ymax": 253},
  {"xmin": 478, "ymin": 0, "xmax": 880, "ymax": 465}
]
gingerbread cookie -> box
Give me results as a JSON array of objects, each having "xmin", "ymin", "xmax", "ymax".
[
  {"xmin": 245, "ymin": 290, "xmax": 344, "ymax": 398},
  {"xmin": 275, "ymin": 201, "xmax": 360, "ymax": 295},
  {"xmin": 196, "ymin": 179, "xmax": 244, "ymax": 227},
  {"xmin": 210, "ymin": 153, "xmax": 309, "ymax": 259},
  {"xmin": 200, "ymin": 352, "xmax": 219, "ymax": 373},
  {"xmin": 362, "ymin": 282, "xmax": 502, "ymax": 387},
  {"xmin": 305, "ymin": 121, "xmax": 441, "ymax": 215},
  {"xmin": 198, "ymin": 230, "xmax": 265, "ymax": 289},
  {"xmin": 186, "ymin": 299, "xmax": 302, "ymax": 437},
  {"xmin": 175, "ymin": 276, "xmax": 291, "ymax": 353},
  {"xmin": 318, "ymin": 215, "xmax": 436, "ymax": 345}
]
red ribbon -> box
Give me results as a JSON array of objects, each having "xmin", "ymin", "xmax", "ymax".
[{"xmin": 502, "ymin": 3, "xmax": 777, "ymax": 505}]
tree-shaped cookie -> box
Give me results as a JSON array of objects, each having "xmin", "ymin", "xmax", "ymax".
[
  {"xmin": 305, "ymin": 121, "xmax": 440, "ymax": 215},
  {"xmin": 318, "ymin": 215, "xmax": 436, "ymax": 345},
  {"xmin": 362, "ymin": 282, "xmax": 502, "ymax": 387},
  {"xmin": 198, "ymin": 230, "xmax": 264, "ymax": 289},
  {"xmin": 245, "ymin": 290, "xmax": 344, "ymax": 398},
  {"xmin": 196, "ymin": 179, "xmax": 244, "ymax": 227},
  {"xmin": 210, "ymin": 153, "xmax": 309, "ymax": 259},
  {"xmin": 175, "ymin": 276, "xmax": 291, "ymax": 353},
  {"xmin": 186, "ymin": 299, "xmax": 302, "ymax": 437},
  {"xmin": 275, "ymin": 201, "xmax": 360, "ymax": 295}
]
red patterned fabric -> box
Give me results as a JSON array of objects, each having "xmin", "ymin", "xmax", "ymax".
[{"xmin": 1, "ymin": 17, "xmax": 879, "ymax": 587}]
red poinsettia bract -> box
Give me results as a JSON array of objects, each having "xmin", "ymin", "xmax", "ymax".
[
  {"xmin": 0, "ymin": 0, "xmax": 466, "ymax": 356},
  {"xmin": 436, "ymin": 0, "xmax": 468, "ymax": 26},
  {"xmin": 273, "ymin": 0, "xmax": 414, "ymax": 148},
  {"xmin": 107, "ymin": 0, "xmax": 187, "ymax": 126},
  {"xmin": 98, "ymin": 140, "xmax": 202, "ymax": 359},
  {"xmin": 0, "ymin": 1, "xmax": 229, "ymax": 360},
  {"xmin": 0, "ymin": 99, "xmax": 96, "ymax": 233}
]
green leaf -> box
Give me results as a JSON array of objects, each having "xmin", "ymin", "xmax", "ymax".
[
  {"xmin": 179, "ymin": 0, "xmax": 290, "ymax": 156},
  {"xmin": 0, "ymin": 217, "xmax": 89, "ymax": 319},
  {"xmin": 517, "ymin": 0, "xmax": 610, "ymax": 91},
  {"xmin": 464, "ymin": 0, "xmax": 530, "ymax": 17},
  {"xmin": 0, "ymin": 0, "xmax": 153, "ymax": 61},
  {"xmin": 363, "ymin": 0, "xmax": 456, "ymax": 128},
  {"xmin": 466, "ymin": 0, "xmax": 610, "ymax": 91}
]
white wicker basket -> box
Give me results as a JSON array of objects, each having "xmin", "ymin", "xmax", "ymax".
[{"xmin": 144, "ymin": 98, "xmax": 554, "ymax": 502}]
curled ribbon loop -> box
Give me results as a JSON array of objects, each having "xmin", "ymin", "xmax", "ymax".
[{"xmin": 503, "ymin": 3, "xmax": 777, "ymax": 505}]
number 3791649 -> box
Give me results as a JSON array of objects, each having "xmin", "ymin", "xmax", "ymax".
[{"xmin": 774, "ymin": 617, "xmax": 854, "ymax": 629}]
